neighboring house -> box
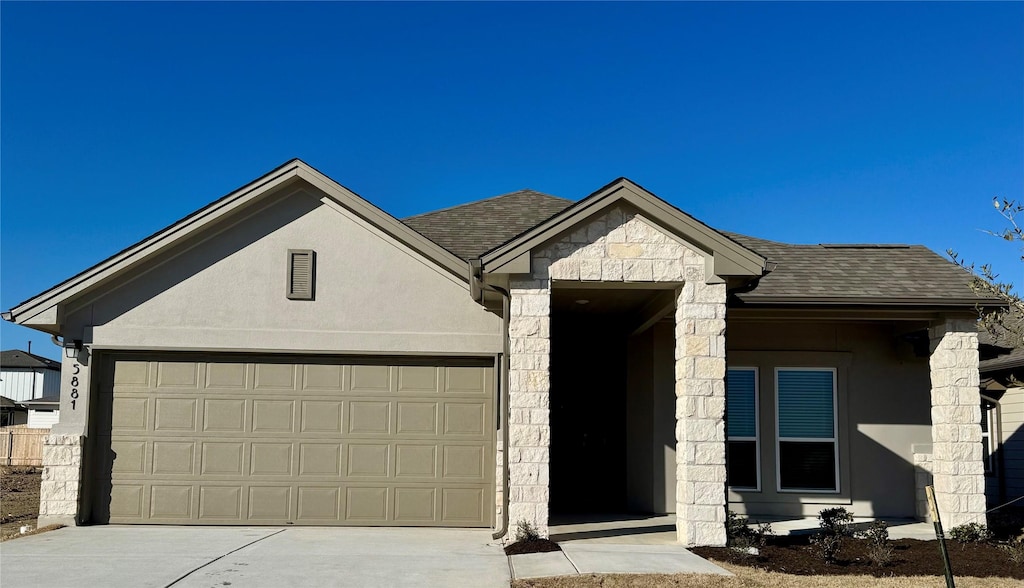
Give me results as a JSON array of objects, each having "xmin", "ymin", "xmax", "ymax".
[
  {"xmin": 0, "ymin": 395, "xmax": 28, "ymax": 427},
  {"xmin": 977, "ymin": 326, "xmax": 1024, "ymax": 510},
  {"xmin": 0, "ymin": 349, "xmax": 61, "ymax": 402},
  {"xmin": 1, "ymin": 160, "xmax": 997, "ymax": 546},
  {"xmin": 21, "ymin": 394, "xmax": 61, "ymax": 429}
]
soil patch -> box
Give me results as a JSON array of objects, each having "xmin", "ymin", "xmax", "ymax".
[
  {"xmin": 506, "ymin": 537, "xmax": 563, "ymax": 555},
  {"xmin": 0, "ymin": 466, "xmax": 42, "ymax": 540},
  {"xmin": 691, "ymin": 535, "xmax": 1024, "ymax": 579}
]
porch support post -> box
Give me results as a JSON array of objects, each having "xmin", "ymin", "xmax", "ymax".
[
  {"xmin": 506, "ymin": 278, "xmax": 551, "ymax": 537},
  {"xmin": 928, "ymin": 317, "xmax": 986, "ymax": 528},
  {"xmin": 674, "ymin": 281, "xmax": 728, "ymax": 546}
]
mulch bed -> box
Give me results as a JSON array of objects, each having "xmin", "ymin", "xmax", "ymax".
[
  {"xmin": 692, "ymin": 535, "xmax": 1024, "ymax": 579},
  {"xmin": 506, "ymin": 537, "xmax": 563, "ymax": 555}
]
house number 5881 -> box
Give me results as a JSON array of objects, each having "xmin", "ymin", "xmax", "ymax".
[{"xmin": 70, "ymin": 363, "xmax": 81, "ymax": 410}]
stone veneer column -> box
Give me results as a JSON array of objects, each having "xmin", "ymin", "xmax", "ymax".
[
  {"xmin": 503, "ymin": 206, "xmax": 728, "ymax": 544},
  {"xmin": 929, "ymin": 318, "xmax": 986, "ymax": 528},
  {"xmin": 674, "ymin": 281, "xmax": 728, "ymax": 546},
  {"xmin": 38, "ymin": 348, "xmax": 91, "ymax": 527},
  {"xmin": 506, "ymin": 279, "xmax": 552, "ymax": 536}
]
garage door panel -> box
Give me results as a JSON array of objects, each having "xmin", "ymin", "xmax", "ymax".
[
  {"xmin": 252, "ymin": 400, "xmax": 296, "ymax": 433},
  {"xmin": 248, "ymin": 486, "xmax": 292, "ymax": 520},
  {"xmin": 152, "ymin": 441, "xmax": 196, "ymax": 475},
  {"xmin": 203, "ymin": 399, "xmax": 246, "ymax": 432},
  {"xmin": 199, "ymin": 486, "xmax": 243, "ymax": 520},
  {"xmin": 156, "ymin": 362, "xmax": 201, "ymax": 389},
  {"xmin": 99, "ymin": 357, "xmax": 493, "ymax": 526},
  {"xmin": 205, "ymin": 362, "xmax": 248, "ymax": 389},
  {"xmin": 348, "ymin": 401, "xmax": 391, "ymax": 435},
  {"xmin": 350, "ymin": 365, "xmax": 391, "ymax": 392},
  {"xmin": 302, "ymin": 364, "xmax": 346, "ymax": 391},
  {"xmin": 346, "ymin": 486, "xmax": 389, "ymax": 522},
  {"xmin": 300, "ymin": 400, "xmax": 343, "ymax": 433},
  {"xmin": 254, "ymin": 364, "xmax": 298, "ymax": 390},
  {"xmin": 201, "ymin": 442, "xmax": 245, "ymax": 475},
  {"xmin": 154, "ymin": 398, "xmax": 198, "ymax": 431}
]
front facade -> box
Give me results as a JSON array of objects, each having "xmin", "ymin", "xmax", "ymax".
[{"xmin": 3, "ymin": 160, "xmax": 994, "ymax": 545}]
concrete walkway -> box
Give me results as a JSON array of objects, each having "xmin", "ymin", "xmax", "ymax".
[
  {"xmin": 0, "ymin": 526, "xmax": 510, "ymax": 588},
  {"xmin": 508, "ymin": 543, "xmax": 732, "ymax": 580}
]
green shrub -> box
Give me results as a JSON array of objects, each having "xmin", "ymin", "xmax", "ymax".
[
  {"xmin": 725, "ymin": 510, "xmax": 773, "ymax": 551},
  {"xmin": 515, "ymin": 519, "xmax": 540, "ymax": 542},
  {"xmin": 818, "ymin": 507, "xmax": 854, "ymax": 536},
  {"xmin": 809, "ymin": 507, "xmax": 855, "ymax": 564},
  {"xmin": 1002, "ymin": 534, "xmax": 1024, "ymax": 566},
  {"xmin": 949, "ymin": 522, "xmax": 993, "ymax": 544}
]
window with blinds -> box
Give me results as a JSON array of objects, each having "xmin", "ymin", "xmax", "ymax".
[
  {"xmin": 287, "ymin": 249, "xmax": 315, "ymax": 300},
  {"xmin": 776, "ymin": 368, "xmax": 838, "ymax": 492},
  {"xmin": 726, "ymin": 367, "xmax": 759, "ymax": 490}
]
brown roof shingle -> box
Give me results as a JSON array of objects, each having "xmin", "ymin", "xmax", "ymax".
[
  {"xmin": 401, "ymin": 189, "xmax": 993, "ymax": 306},
  {"xmin": 403, "ymin": 190, "xmax": 573, "ymax": 260}
]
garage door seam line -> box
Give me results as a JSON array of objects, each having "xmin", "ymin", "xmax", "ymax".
[{"xmin": 162, "ymin": 528, "xmax": 287, "ymax": 588}]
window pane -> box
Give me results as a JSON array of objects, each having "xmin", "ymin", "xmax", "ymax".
[
  {"xmin": 778, "ymin": 370, "xmax": 834, "ymax": 439},
  {"xmin": 727, "ymin": 369, "xmax": 756, "ymax": 438},
  {"xmin": 728, "ymin": 440, "xmax": 758, "ymax": 489},
  {"xmin": 779, "ymin": 441, "xmax": 836, "ymax": 490}
]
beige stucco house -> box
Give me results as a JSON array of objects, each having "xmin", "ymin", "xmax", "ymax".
[{"xmin": 3, "ymin": 160, "xmax": 997, "ymax": 546}]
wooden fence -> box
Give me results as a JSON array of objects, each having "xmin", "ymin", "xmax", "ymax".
[{"xmin": 0, "ymin": 425, "xmax": 48, "ymax": 467}]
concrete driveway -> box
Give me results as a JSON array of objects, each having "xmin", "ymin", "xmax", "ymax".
[{"xmin": 0, "ymin": 526, "xmax": 511, "ymax": 588}]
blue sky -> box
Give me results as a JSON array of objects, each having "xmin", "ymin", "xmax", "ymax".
[{"xmin": 2, "ymin": 2, "xmax": 1022, "ymax": 359}]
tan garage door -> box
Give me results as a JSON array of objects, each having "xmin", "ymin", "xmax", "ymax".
[{"xmin": 92, "ymin": 356, "xmax": 494, "ymax": 526}]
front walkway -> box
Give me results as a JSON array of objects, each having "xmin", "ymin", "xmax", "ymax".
[{"xmin": 509, "ymin": 515, "xmax": 731, "ymax": 580}]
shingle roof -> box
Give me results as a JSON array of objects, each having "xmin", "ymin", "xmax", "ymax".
[
  {"xmin": 725, "ymin": 233, "xmax": 988, "ymax": 305},
  {"xmin": 403, "ymin": 190, "xmax": 574, "ymax": 260},
  {"xmin": 401, "ymin": 189, "xmax": 993, "ymax": 306},
  {"xmin": 0, "ymin": 350, "xmax": 61, "ymax": 370}
]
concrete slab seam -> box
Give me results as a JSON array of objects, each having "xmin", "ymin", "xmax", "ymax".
[
  {"xmin": 560, "ymin": 548, "xmax": 582, "ymax": 575},
  {"xmin": 163, "ymin": 528, "xmax": 286, "ymax": 587}
]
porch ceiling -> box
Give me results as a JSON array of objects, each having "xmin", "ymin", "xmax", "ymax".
[{"xmin": 551, "ymin": 287, "xmax": 667, "ymax": 315}]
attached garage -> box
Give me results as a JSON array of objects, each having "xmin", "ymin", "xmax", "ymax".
[{"xmin": 89, "ymin": 356, "xmax": 495, "ymax": 527}]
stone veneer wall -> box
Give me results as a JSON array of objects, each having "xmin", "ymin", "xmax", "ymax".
[
  {"xmin": 912, "ymin": 444, "xmax": 934, "ymax": 522},
  {"xmin": 929, "ymin": 319, "xmax": 986, "ymax": 528},
  {"xmin": 38, "ymin": 434, "xmax": 85, "ymax": 527},
  {"xmin": 506, "ymin": 205, "xmax": 728, "ymax": 545}
]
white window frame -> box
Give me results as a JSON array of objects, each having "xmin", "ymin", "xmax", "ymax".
[
  {"xmin": 981, "ymin": 396, "xmax": 998, "ymax": 475},
  {"xmin": 775, "ymin": 367, "xmax": 840, "ymax": 494},
  {"xmin": 727, "ymin": 366, "xmax": 760, "ymax": 492}
]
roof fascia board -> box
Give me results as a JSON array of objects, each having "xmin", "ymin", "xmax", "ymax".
[
  {"xmin": 734, "ymin": 296, "xmax": 1005, "ymax": 307},
  {"xmin": 294, "ymin": 166, "xmax": 467, "ymax": 280},
  {"xmin": 481, "ymin": 180, "xmax": 765, "ymax": 277},
  {"xmin": 8, "ymin": 162, "xmax": 306, "ymax": 323}
]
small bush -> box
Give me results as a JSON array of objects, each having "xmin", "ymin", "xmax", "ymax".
[
  {"xmin": 808, "ymin": 507, "xmax": 855, "ymax": 564},
  {"xmin": 514, "ymin": 519, "xmax": 539, "ymax": 542},
  {"xmin": 1002, "ymin": 534, "xmax": 1024, "ymax": 566},
  {"xmin": 858, "ymin": 521, "xmax": 894, "ymax": 567},
  {"xmin": 949, "ymin": 522, "xmax": 993, "ymax": 544},
  {"xmin": 725, "ymin": 510, "xmax": 773, "ymax": 552},
  {"xmin": 818, "ymin": 507, "xmax": 854, "ymax": 536},
  {"xmin": 810, "ymin": 531, "xmax": 843, "ymax": 564}
]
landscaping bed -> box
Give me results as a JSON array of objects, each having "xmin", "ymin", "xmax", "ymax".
[
  {"xmin": 0, "ymin": 466, "xmax": 42, "ymax": 540},
  {"xmin": 692, "ymin": 534, "xmax": 1024, "ymax": 579}
]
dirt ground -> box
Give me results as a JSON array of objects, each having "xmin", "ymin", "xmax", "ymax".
[
  {"xmin": 512, "ymin": 562, "xmax": 1024, "ymax": 588},
  {"xmin": 691, "ymin": 534, "xmax": 1024, "ymax": 580},
  {"xmin": 0, "ymin": 466, "xmax": 42, "ymax": 540}
]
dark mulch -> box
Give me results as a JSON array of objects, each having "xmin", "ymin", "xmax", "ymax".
[
  {"xmin": 505, "ymin": 538, "xmax": 563, "ymax": 555},
  {"xmin": 692, "ymin": 535, "xmax": 1024, "ymax": 579}
]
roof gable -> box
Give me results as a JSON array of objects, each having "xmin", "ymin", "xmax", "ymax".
[
  {"xmin": 480, "ymin": 178, "xmax": 767, "ymax": 279},
  {"xmin": 5, "ymin": 160, "xmax": 467, "ymax": 332}
]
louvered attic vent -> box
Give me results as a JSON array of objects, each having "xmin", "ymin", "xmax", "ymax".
[{"xmin": 287, "ymin": 249, "xmax": 315, "ymax": 300}]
